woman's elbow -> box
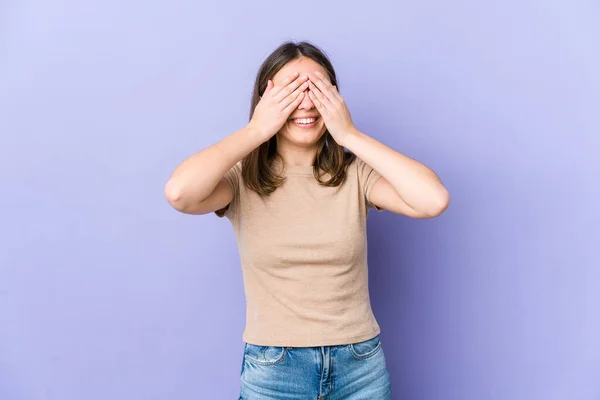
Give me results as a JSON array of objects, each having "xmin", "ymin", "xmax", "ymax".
[
  {"xmin": 427, "ymin": 187, "xmax": 450, "ymax": 217},
  {"xmin": 164, "ymin": 179, "xmax": 188, "ymax": 212}
]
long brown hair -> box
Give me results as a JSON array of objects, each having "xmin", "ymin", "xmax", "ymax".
[{"xmin": 242, "ymin": 41, "xmax": 356, "ymax": 196}]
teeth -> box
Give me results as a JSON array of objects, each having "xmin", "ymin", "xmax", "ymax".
[{"xmin": 294, "ymin": 118, "xmax": 316, "ymax": 124}]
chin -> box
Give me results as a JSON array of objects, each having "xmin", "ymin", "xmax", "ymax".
[{"xmin": 280, "ymin": 123, "xmax": 326, "ymax": 146}]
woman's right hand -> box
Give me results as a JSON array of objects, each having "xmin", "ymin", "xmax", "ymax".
[{"xmin": 248, "ymin": 71, "xmax": 309, "ymax": 142}]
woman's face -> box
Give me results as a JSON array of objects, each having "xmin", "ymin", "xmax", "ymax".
[{"xmin": 271, "ymin": 57, "xmax": 330, "ymax": 147}]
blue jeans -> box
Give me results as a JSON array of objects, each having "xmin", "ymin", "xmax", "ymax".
[{"xmin": 239, "ymin": 334, "xmax": 391, "ymax": 399}]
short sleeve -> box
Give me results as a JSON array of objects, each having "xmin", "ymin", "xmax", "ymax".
[
  {"xmin": 355, "ymin": 157, "xmax": 384, "ymax": 212},
  {"xmin": 214, "ymin": 161, "xmax": 242, "ymax": 220}
]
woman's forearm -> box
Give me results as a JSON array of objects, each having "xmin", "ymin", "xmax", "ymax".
[
  {"xmin": 164, "ymin": 125, "xmax": 263, "ymax": 209},
  {"xmin": 343, "ymin": 129, "xmax": 449, "ymax": 216}
]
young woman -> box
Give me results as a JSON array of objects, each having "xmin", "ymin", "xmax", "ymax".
[{"xmin": 164, "ymin": 41, "xmax": 449, "ymax": 399}]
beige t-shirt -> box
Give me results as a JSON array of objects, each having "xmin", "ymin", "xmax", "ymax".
[{"xmin": 215, "ymin": 155, "xmax": 384, "ymax": 347}]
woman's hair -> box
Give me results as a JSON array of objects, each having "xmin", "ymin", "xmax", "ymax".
[{"xmin": 242, "ymin": 40, "xmax": 356, "ymax": 196}]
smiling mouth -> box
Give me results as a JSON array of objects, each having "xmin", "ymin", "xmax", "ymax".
[{"xmin": 289, "ymin": 116, "xmax": 319, "ymax": 127}]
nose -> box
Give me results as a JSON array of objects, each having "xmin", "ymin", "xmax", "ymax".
[{"xmin": 298, "ymin": 88, "xmax": 315, "ymax": 110}]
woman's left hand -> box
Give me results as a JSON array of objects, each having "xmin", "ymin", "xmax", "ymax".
[{"xmin": 307, "ymin": 71, "xmax": 356, "ymax": 147}]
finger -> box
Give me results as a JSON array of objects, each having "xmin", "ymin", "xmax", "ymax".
[
  {"xmin": 274, "ymin": 74, "xmax": 308, "ymax": 103},
  {"xmin": 279, "ymin": 80, "xmax": 309, "ymax": 110},
  {"xmin": 308, "ymin": 78, "xmax": 335, "ymax": 109},
  {"xmin": 308, "ymin": 90, "xmax": 327, "ymax": 115},
  {"xmin": 261, "ymin": 79, "xmax": 274, "ymax": 99},
  {"xmin": 270, "ymin": 71, "xmax": 300, "ymax": 97},
  {"xmin": 308, "ymin": 80, "xmax": 333, "ymax": 109},
  {"xmin": 329, "ymin": 83, "xmax": 343, "ymax": 102},
  {"xmin": 309, "ymin": 72, "xmax": 338, "ymax": 103},
  {"xmin": 265, "ymin": 79, "xmax": 274, "ymax": 93},
  {"xmin": 282, "ymin": 91, "xmax": 306, "ymax": 115}
]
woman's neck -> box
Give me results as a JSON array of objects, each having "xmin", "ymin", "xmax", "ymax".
[{"xmin": 276, "ymin": 145, "xmax": 317, "ymax": 167}]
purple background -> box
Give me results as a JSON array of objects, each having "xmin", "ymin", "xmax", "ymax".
[{"xmin": 1, "ymin": 1, "xmax": 599, "ymax": 399}]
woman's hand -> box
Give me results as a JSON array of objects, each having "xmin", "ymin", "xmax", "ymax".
[
  {"xmin": 248, "ymin": 72, "xmax": 309, "ymax": 143},
  {"xmin": 307, "ymin": 71, "xmax": 356, "ymax": 147}
]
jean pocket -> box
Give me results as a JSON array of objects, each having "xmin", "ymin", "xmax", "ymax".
[
  {"xmin": 243, "ymin": 343, "xmax": 287, "ymax": 366},
  {"xmin": 349, "ymin": 334, "xmax": 382, "ymax": 360}
]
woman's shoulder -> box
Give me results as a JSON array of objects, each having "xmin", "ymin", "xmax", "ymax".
[
  {"xmin": 348, "ymin": 154, "xmax": 369, "ymax": 169},
  {"xmin": 228, "ymin": 160, "xmax": 243, "ymax": 178},
  {"xmin": 222, "ymin": 160, "xmax": 243, "ymax": 190},
  {"xmin": 345, "ymin": 153, "xmax": 369, "ymax": 177}
]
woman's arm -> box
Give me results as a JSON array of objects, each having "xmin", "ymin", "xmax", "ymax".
[
  {"xmin": 164, "ymin": 125, "xmax": 263, "ymax": 214},
  {"xmin": 305, "ymin": 71, "xmax": 449, "ymax": 218},
  {"xmin": 165, "ymin": 72, "xmax": 309, "ymax": 215},
  {"xmin": 344, "ymin": 129, "xmax": 450, "ymax": 218}
]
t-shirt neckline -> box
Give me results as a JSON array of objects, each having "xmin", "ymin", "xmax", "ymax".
[
  {"xmin": 272, "ymin": 157, "xmax": 316, "ymax": 176},
  {"xmin": 284, "ymin": 165, "xmax": 315, "ymax": 175}
]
